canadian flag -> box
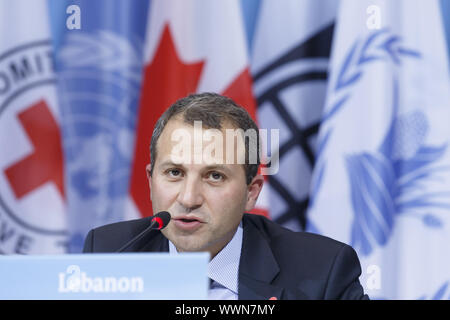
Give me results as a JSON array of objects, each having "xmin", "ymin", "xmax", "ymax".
[{"xmin": 127, "ymin": 0, "xmax": 269, "ymax": 219}]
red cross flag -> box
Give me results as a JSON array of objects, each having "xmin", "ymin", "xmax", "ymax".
[{"xmin": 0, "ymin": 0, "xmax": 67, "ymax": 254}]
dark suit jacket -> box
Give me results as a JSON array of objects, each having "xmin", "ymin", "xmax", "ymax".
[{"xmin": 83, "ymin": 213, "xmax": 369, "ymax": 300}]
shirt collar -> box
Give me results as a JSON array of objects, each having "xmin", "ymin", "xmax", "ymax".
[{"xmin": 168, "ymin": 224, "xmax": 243, "ymax": 295}]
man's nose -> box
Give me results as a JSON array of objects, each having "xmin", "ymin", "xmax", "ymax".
[{"xmin": 177, "ymin": 176, "xmax": 204, "ymax": 210}]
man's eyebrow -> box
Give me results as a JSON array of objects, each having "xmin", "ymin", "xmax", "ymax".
[
  {"xmin": 158, "ymin": 161, "xmax": 233, "ymax": 173},
  {"xmin": 203, "ymin": 164, "xmax": 233, "ymax": 173},
  {"xmin": 157, "ymin": 160, "xmax": 185, "ymax": 168}
]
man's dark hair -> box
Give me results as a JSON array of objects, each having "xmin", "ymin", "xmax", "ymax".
[{"xmin": 149, "ymin": 92, "xmax": 260, "ymax": 185}]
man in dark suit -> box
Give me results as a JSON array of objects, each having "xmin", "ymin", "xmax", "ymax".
[{"xmin": 83, "ymin": 92, "xmax": 368, "ymax": 300}]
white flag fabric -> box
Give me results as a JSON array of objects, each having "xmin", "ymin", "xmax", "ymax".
[
  {"xmin": 0, "ymin": 0, "xmax": 67, "ymax": 253},
  {"xmin": 307, "ymin": 0, "xmax": 450, "ymax": 299},
  {"xmin": 251, "ymin": 0, "xmax": 338, "ymax": 230}
]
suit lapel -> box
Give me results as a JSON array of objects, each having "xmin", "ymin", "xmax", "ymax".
[
  {"xmin": 138, "ymin": 231, "xmax": 169, "ymax": 252},
  {"xmin": 238, "ymin": 216, "xmax": 284, "ymax": 300},
  {"xmin": 239, "ymin": 274, "xmax": 284, "ymax": 300}
]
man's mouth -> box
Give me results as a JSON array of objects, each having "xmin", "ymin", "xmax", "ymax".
[
  {"xmin": 180, "ymin": 218, "xmax": 196, "ymax": 223},
  {"xmin": 172, "ymin": 216, "xmax": 204, "ymax": 231}
]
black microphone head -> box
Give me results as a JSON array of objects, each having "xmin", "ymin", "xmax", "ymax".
[{"xmin": 151, "ymin": 211, "xmax": 171, "ymax": 230}]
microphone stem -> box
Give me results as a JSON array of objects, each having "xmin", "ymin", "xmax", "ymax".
[{"xmin": 116, "ymin": 219, "xmax": 157, "ymax": 252}]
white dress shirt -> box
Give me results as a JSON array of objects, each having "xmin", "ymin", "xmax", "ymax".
[{"xmin": 168, "ymin": 224, "xmax": 243, "ymax": 300}]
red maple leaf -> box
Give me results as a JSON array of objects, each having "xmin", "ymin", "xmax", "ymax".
[{"xmin": 130, "ymin": 24, "xmax": 205, "ymax": 216}]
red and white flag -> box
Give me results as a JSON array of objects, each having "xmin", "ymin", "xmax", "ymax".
[
  {"xmin": 0, "ymin": 0, "xmax": 67, "ymax": 254},
  {"xmin": 127, "ymin": 0, "xmax": 269, "ymax": 219}
]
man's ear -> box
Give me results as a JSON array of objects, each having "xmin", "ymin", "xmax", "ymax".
[
  {"xmin": 146, "ymin": 164, "xmax": 152, "ymax": 200},
  {"xmin": 146, "ymin": 164, "xmax": 152, "ymax": 179},
  {"xmin": 244, "ymin": 174, "xmax": 264, "ymax": 212}
]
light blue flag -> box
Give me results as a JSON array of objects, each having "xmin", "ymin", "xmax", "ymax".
[
  {"xmin": 307, "ymin": 0, "xmax": 450, "ymax": 299},
  {"xmin": 53, "ymin": 0, "xmax": 149, "ymax": 252}
]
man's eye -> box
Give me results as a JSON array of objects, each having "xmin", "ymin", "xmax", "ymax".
[
  {"xmin": 208, "ymin": 172, "xmax": 224, "ymax": 181},
  {"xmin": 167, "ymin": 169, "xmax": 182, "ymax": 177}
]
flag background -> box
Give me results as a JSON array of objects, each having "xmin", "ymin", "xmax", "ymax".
[
  {"xmin": 250, "ymin": 0, "xmax": 338, "ymax": 231},
  {"xmin": 0, "ymin": 0, "xmax": 67, "ymax": 254},
  {"xmin": 0, "ymin": 0, "xmax": 449, "ymax": 299},
  {"xmin": 306, "ymin": 0, "xmax": 450, "ymax": 299},
  {"xmin": 50, "ymin": 0, "xmax": 149, "ymax": 253}
]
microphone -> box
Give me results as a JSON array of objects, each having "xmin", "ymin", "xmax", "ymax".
[{"xmin": 116, "ymin": 211, "xmax": 171, "ymax": 252}]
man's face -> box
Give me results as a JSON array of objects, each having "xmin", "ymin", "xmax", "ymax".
[{"xmin": 147, "ymin": 117, "xmax": 263, "ymax": 258}]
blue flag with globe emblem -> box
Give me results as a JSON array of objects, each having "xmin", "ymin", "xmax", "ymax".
[
  {"xmin": 307, "ymin": 0, "xmax": 450, "ymax": 299},
  {"xmin": 53, "ymin": 0, "xmax": 149, "ymax": 252}
]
